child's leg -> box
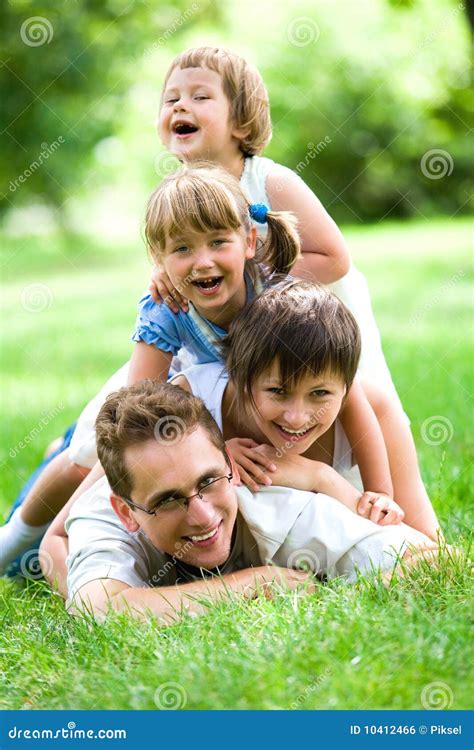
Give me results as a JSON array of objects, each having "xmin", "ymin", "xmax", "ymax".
[
  {"xmin": 361, "ymin": 380, "xmax": 440, "ymax": 541},
  {"xmin": 1, "ymin": 427, "xmax": 88, "ymax": 575},
  {"xmin": 18, "ymin": 451, "xmax": 88, "ymax": 526}
]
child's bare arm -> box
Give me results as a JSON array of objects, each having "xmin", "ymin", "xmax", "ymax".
[
  {"xmin": 340, "ymin": 380, "xmax": 394, "ymax": 498},
  {"xmin": 266, "ymin": 171, "xmax": 350, "ymax": 284},
  {"xmin": 127, "ymin": 341, "xmax": 173, "ymax": 385},
  {"xmin": 40, "ymin": 460, "xmax": 106, "ymax": 597}
]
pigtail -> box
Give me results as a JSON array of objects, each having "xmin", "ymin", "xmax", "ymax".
[{"xmin": 258, "ymin": 210, "xmax": 301, "ymax": 276}]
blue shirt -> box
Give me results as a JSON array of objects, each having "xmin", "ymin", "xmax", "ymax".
[{"xmin": 132, "ymin": 270, "xmax": 264, "ymax": 365}]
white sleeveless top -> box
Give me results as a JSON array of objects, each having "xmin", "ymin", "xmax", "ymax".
[
  {"xmin": 241, "ymin": 155, "xmax": 402, "ymax": 407},
  {"xmin": 172, "ymin": 361, "xmax": 362, "ymax": 488}
]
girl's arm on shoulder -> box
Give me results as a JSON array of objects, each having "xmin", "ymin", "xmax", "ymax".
[
  {"xmin": 266, "ymin": 170, "xmax": 350, "ymax": 284},
  {"xmin": 339, "ymin": 380, "xmax": 393, "ymax": 498},
  {"xmin": 127, "ymin": 342, "xmax": 173, "ymax": 385}
]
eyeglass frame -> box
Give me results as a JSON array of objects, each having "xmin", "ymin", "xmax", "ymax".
[{"xmin": 121, "ymin": 470, "xmax": 234, "ymax": 516}]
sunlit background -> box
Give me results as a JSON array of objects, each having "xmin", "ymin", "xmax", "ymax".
[{"xmin": 1, "ymin": 0, "xmax": 472, "ymax": 241}]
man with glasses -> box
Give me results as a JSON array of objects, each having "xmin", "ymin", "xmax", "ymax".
[{"xmin": 44, "ymin": 381, "xmax": 436, "ymax": 624}]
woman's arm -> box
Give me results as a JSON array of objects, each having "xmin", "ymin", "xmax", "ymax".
[
  {"xmin": 254, "ymin": 444, "xmax": 403, "ymax": 524},
  {"xmin": 266, "ymin": 170, "xmax": 350, "ymax": 284},
  {"xmin": 40, "ymin": 460, "xmax": 106, "ymax": 596},
  {"xmin": 339, "ymin": 379, "xmax": 394, "ymax": 498},
  {"xmin": 253, "ymin": 445, "xmax": 361, "ymax": 512},
  {"xmin": 127, "ymin": 342, "xmax": 173, "ymax": 385}
]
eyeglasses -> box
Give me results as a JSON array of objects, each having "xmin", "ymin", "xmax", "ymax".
[{"xmin": 123, "ymin": 471, "xmax": 233, "ymax": 516}]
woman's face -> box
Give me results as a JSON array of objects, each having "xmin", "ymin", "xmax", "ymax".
[{"xmin": 249, "ymin": 362, "xmax": 347, "ymax": 455}]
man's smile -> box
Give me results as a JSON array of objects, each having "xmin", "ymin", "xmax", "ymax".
[{"xmin": 183, "ymin": 520, "xmax": 223, "ymax": 547}]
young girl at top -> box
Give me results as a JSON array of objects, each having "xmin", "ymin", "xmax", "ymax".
[{"xmin": 0, "ymin": 48, "xmax": 438, "ymax": 573}]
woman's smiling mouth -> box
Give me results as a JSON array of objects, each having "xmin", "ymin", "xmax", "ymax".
[{"xmin": 272, "ymin": 421, "xmax": 317, "ymax": 442}]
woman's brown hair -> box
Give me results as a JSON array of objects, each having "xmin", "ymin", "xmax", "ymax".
[{"xmin": 223, "ymin": 279, "xmax": 361, "ymax": 413}]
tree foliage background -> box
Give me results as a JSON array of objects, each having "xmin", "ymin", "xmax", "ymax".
[{"xmin": 1, "ymin": 0, "xmax": 472, "ymax": 233}]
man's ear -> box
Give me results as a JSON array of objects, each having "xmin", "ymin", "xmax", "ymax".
[
  {"xmin": 110, "ymin": 494, "xmax": 140, "ymax": 533},
  {"xmin": 245, "ymin": 226, "xmax": 257, "ymax": 260}
]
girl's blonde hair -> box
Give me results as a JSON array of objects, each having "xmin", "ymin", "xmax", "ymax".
[
  {"xmin": 162, "ymin": 47, "xmax": 272, "ymax": 156},
  {"xmin": 145, "ymin": 162, "xmax": 300, "ymax": 277}
]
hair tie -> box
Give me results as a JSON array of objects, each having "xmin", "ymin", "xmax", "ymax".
[{"xmin": 249, "ymin": 203, "xmax": 269, "ymax": 224}]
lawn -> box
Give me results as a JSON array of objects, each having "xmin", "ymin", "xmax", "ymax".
[{"xmin": 0, "ymin": 217, "xmax": 472, "ymax": 710}]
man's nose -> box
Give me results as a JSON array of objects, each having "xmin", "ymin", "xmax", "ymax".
[{"xmin": 185, "ymin": 495, "xmax": 217, "ymax": 528}]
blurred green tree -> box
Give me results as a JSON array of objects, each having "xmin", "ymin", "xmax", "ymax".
[{"xmin": 0, "ymin": 0, "xmax": 219, "ymax": 220}]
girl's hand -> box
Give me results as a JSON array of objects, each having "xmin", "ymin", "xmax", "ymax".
[
  {"xmin": 149, "ymin": 265, "xmax": 189, "ymax": 313},
  {"xmin": 225, "ymin": 438, "xmax": 277, "ymax": 492},
  {"xmin": 357, "ymin": 492, "xmax": 405, "ymax": 526}
]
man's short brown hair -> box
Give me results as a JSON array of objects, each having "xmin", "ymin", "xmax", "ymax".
[{"xmin": 95, "ymin": 380, "xmax": 229, "ymax": 500}]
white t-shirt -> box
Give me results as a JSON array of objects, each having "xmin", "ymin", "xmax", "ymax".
[{"xmin": 65, "ymin": 476, "xmax": 427, "ymax": 603}]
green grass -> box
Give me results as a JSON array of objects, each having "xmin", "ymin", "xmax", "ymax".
[{"xmin": 0, "ymin": 217, "xmax": 473, "ymax": 710}]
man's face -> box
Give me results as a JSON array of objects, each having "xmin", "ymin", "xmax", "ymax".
[{"xmin": 118, "ymin": 426, "xmax": 238, "ymax": 570}]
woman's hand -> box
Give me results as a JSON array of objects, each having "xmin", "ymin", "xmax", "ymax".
[
  {"xmin": 225, "ymin": 438, "xmax": 277, "ymax": 492},
  {"xmin": 149, "ymin": 265, "xmax": 189, "ymax": 313},
  {"xmin": 357, "ymin": 492, "xmax": 405, "ymax": 525}
]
